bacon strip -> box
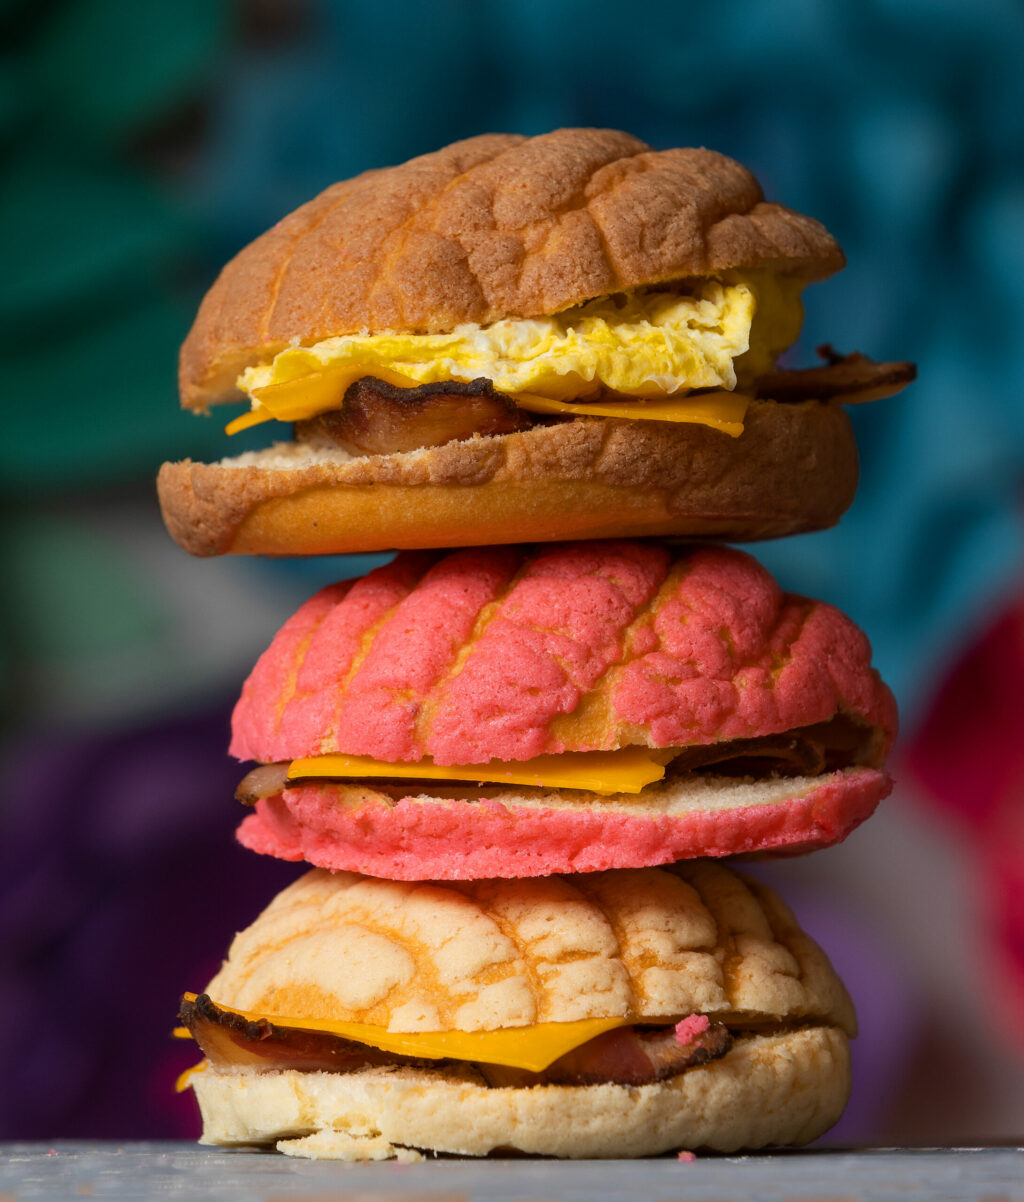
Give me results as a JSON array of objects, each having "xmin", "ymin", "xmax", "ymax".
[
  {"xmin": 235, "ymin": 762, "xmax": 289, "ymax": 805},
  {"xmin": 295, "ymin": 376, "xmax": 532, "ymax": 455},
  {"xmin": 754, "ymin": 346, "xmax": 916, "ymax": 405},
  {"xmin": 179, "ymin": 994, "xmax": 731, "ymax": 1087},
  {"xmin": 180, "ymin": 993, "xmax": 429, "ymax": 1074},
  {"xmin": 665, "ymin": 735, "xmax": 825, "ymax": 777},
  {"xmin": 477, "ymin": 1022, "xmax": 732, "ymax": 1088}
]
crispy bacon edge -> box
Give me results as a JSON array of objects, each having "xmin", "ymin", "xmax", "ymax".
[
  {"xmin": 295, "ymin": 376, "xmax": 532, "ymax": 455},
  {"xmin": 754, "ymin": 346, "xmax": 916, "ymax": 404}
]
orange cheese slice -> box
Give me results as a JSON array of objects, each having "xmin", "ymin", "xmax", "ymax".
[
  {"xmin": 225, "ymin": 366, "xmax": 421, "ymax": 434},
  {"xmin": 225, "ymin": 371, "xmax": 748, "ymax": 437},
  {"xmin": 286, "ymin": 747, "xmax": 670, "ymax": 796},
  {"xmin": 513, "ymin": 390, "xmax": 749, "ymax": 436},
  {"xmin": 175, "ymin": 1062, "xmax": 207, "ymax": 1093},
  {"xmin": 178, "ymin": 993, "xmax": 632, "ymax": 1073}
]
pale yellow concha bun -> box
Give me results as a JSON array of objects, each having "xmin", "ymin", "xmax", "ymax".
[
  {"xmin": 188, "ymin": 864, "xmax": 856, "ymax": 1159},
  {"xmin": 206, "ymin": 864, "xmax": 855, "ymax": 1033}
]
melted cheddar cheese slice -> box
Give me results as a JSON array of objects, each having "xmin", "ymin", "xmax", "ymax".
[
  {"xmin": 177, "ymin": 993, "xmax": 633, "ymax": 1073},
  {"xmin": 513, "ymin": 390, "xmax": 748, "ymax": 435},
  {"xmin": 225, "ymin": 365, "xmax": 421, "ymax": 434},
  {"xmin": 286, "ymin": 747, "xmax": 671, "ymax": 796}
]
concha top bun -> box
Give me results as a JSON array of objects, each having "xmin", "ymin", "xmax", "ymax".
[
  {"xmin": 206, "ymin": 863, "xmax": 856, "ymax": 1036},
  {"xmin": 181, "ymin": 129, "xmax": 844, "ymax": 410},
  {"xmin": 230, "ymin": 541, "xmax": 897, "ymax": 766}
]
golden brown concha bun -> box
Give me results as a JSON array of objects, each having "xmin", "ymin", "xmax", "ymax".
[
  {"xmin": 180, "ymin": 129, "xmax": 843, "ymax": 410},
  {"xmin": 160, "ymin": 129, "xmax": 854, "ymax": 555},
  {"xmin": 190, "ymin": 864, "xmax": 855, "ymax": 1158}
]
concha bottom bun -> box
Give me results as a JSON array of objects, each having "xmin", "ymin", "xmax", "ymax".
[
  {"xmin": 157, "ymin": 402, "xmax": 858, "ymax": 556},
  {"xmin": 239, "ymin": 767, "xmax": 890, "ymax": 880},
  {"xmin": 192, "ymin": 1026, "xmax": 850, "ymax": 1160}
]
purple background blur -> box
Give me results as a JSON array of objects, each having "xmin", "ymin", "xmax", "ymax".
[{"xmin": 2, "ymin": 0, "xmax": 1023, "ymax": 1144}]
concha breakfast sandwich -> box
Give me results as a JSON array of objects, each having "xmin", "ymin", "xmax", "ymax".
[
  {"xmin": 232, "ymin": 541, "xmax": 897, "ymax": 879},
  {"xmin": 178, "ymin": 863, "xmax": 856, "ymax": 1159},
  {"xmin": 158, "ymin": 128, "xmax": 913, "ymax": 556}
]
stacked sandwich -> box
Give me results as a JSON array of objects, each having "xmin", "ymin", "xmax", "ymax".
[{"xmin": 162, "ymin": 129, "xmax": 910, "ymax": 1160}]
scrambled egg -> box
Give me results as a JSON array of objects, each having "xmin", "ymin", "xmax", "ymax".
[{"xmin": 232, "ymin": 273, "xmax": 804, "ymax": 434}]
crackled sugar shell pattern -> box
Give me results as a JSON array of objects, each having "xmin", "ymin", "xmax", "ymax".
[
  {"xmin": 205, "ymin": 862, "xmax": 856, "ymax": 1034},
  {"xmin": 230, "ymin": 542, "xmax": 897, "ymax": 767}
]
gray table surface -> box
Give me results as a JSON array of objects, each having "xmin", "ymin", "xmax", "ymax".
[{"xmin": 1, "ymin": 1143, "xmax": 1022, "ymax": 1202}]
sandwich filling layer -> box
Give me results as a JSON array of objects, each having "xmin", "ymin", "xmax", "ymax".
[
  {"xmin": 179, "ymin": 993, "xmax": 733, "ymax": 1087},
  {"xmin": 224, "ymin": 332, "xmax": 912, "ymax": 460},
  {"xmin": 232, "ymin": 716, "xmax": 890, "ymax": 875},
  {"xmin": 230, "ymin": 275, "xmax": 802, "ymax": 431},
  {"xmin": 237, "ymin": 714, "xmax": 881, "ymax": 802}
]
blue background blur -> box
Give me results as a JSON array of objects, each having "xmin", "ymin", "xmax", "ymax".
[{"xmin": 2, "ymin": 0, "xmax": 1022, "ymax": 1145}]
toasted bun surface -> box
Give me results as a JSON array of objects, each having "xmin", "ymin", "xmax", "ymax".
[
  {"xmin": 237, "ymin": 766, "xmax": 891, "ymax": 879},
  {"xmin": 190, "ymin": 1026, "xmax": 850, "ymax": 1158},
  {"xmin": 180, "ymin": 129, "xmax": 844, "ymax": 410},
  {"xmin": 204, "ymin": 864, "xmax": 856, "ymax": 1034},
  {"xmin": 157, "ymin": 402, "xmax": 859, "ymax": 557},
  {"xmin": 230, "ymin": 542, "xmax": 896, "ymax": 768}
]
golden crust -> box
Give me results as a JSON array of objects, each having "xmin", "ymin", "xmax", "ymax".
[
  {"xmin": 180, "ymin": 129, "xmax": 844, "ymax": 409},
  {"xmin": 156, "ymin": 403, "xmax": 858, "ymax": 556},
  {"xmin": 205, "ymin": 864, "xmax": 856, "ymax": 1036},
  {"xmin": 190, "ymin": 1026, "xmax": 851, "ymax": 1157}
]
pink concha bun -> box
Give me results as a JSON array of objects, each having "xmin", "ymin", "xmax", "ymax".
[
  {"xmin": 231, "ymin": 541, "xmax": 897, "ymax": 765},
  {"xmin": 230, "ymin": 541, "xmax": 896, "ymax": 875},
  {"xmin": 236, "ymin": 767, "xmax": 891, "ymax": 880}
]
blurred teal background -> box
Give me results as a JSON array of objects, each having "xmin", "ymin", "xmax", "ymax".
[{"xmin": 1, "ymin": 0, "xmax": 1023, "ymax": 1145}]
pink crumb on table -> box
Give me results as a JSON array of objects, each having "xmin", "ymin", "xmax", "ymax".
[{"xmin": 674, "ymin": 1015, "xmax": 710, "ymax": 1045}]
